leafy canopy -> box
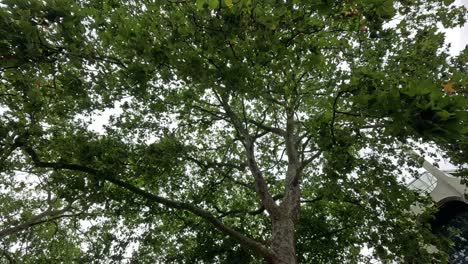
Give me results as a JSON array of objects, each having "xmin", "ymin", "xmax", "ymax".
[{"xmin": 0, "ymin": 0, "xmax": 467, "ymax": 263}]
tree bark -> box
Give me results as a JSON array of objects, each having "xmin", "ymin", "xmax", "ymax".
[
  {"xmin": 266, "ymin": 102, "xmax": 300, "ymax": 264},
  {"xmin": 270, "ymin": 215, "xmax": 297, "ymax": 264}
]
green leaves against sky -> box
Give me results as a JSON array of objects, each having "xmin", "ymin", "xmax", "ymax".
[{"xmin": 0, "ymin": 0, "xmax": 467, "ymax": 262}]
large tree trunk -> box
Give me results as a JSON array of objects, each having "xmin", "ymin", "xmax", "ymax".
[{"xmin": 270, "ymin": 215, "xmax": 297, "ymax": 264}]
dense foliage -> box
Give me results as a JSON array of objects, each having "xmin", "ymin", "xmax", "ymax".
[{"xmin": 0, "ymin": 0, "xmax": 467, "ymax": 263}]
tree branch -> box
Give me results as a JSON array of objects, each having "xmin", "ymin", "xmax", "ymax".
[
  {"xmin": 300, "ymin": 151, "xmax": 322, "ymax": 170},
  {"xmin": 214, "ymin": 91, "xmax": 279, "ymax": 216},
  {"xmin": 248, "ymin": 118, "xmax": 286, "ymax": 137},
  {"xmin": 330, "ymin": 90, "xmax": 345, "ymax": 145},
  {"xmin": 0, "ymin": 207, "xmax": 72, "ymax": 239},
  {"xmin": 300, "ymin": 196, "xmax": 323, "ymax": 204},
  {"xmin": 280, "ymin": 70, "xmax": 303, "ymax": 221},
  {"xmin": 215, "ymin": 194, "xmax": 284, "ymax": 218},
  {"xmin": 18, "ymin": 142, "xmax": 274, "ymax": 260},
  {"xmin": 309, "ymin": 224, "xmax": 354, "ymax": 241},
  {"xmin": 186, "ymin": 155, "xmax": 247, "ymax": 171}
]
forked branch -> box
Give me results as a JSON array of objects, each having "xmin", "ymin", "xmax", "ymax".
[{"xmin": 215, "ymin": 91, "xmax": 279, "ymax": 216}]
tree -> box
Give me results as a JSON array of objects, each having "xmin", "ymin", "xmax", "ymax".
[{"xmin": 0, "ymin": 0, "xmax": 467, "ymax": 263}]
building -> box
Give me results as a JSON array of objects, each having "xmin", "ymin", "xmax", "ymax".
[{"xmin": 409, "ymin": 160, "xmax": 468, "ymax": 263}]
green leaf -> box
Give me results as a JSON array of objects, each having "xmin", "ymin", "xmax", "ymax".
[
  {"xmin": 208, "ymin": 0, "xmax": 219, "ymax": 10},
  {"xmin": 223, "ymin": 0, "xmax": 233, "ymax": 8},
  {"xmin": 443, "ymin": 0, "xmax": 455, "ymax": 6},
  {"xmin": 435, "ymin": 110, "xmax": 452, "ymax": 121},
  {"xmin": 196, "ymin": 0, "xmax": 206, "ymax": 10},
  {"xmin": 375, "ymin": 0, "xmax": 395, "ymax": 19}
]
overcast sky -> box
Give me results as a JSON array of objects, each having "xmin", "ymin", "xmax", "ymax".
[{"xmin": 446, "ymin": 0, "xmax": 468, "ymax": 55}]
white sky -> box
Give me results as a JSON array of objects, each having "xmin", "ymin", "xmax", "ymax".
[{"xmin": 445, "ymin": 0, "xmax": 468, "ymax": 56}]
